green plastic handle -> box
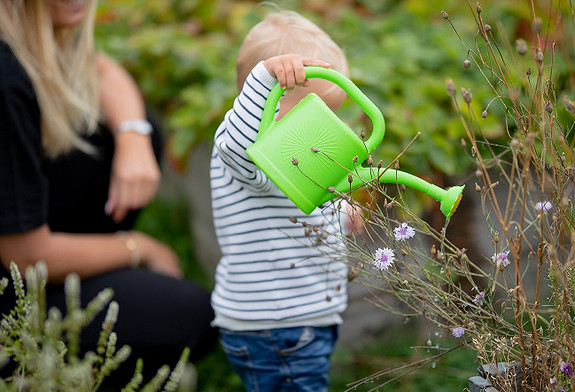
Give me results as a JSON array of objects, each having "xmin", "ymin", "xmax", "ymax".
[{"xmin": 259, "ymin": 66, "xmax": 386, "ymax": 153}]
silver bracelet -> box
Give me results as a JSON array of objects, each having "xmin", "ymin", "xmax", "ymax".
[{"xmin": 114, "ymin": 119, "xmax": 153, "ymax": 136}]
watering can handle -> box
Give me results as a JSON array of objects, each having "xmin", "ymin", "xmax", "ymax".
[{"xmin": 259, "ymin": 66, "xmax": 385, "ymax": 153}]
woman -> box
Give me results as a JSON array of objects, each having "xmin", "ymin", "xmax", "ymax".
[{"xmin": 0, "ymin": 0, "xmax": 216, "ymax": 386}]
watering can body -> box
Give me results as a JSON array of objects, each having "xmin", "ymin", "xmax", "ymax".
[
  {"xmin": 246, "ymin": 67, "xmax": 464, "ymax": 218},
  {"xmin": 246, "ymin": 92, "xmax": 372, "ymax": 214}
]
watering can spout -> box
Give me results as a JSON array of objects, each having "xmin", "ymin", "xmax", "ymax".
[{"xmin": 340, "ymin": 168, "xmax": 465, "ymax": 219}]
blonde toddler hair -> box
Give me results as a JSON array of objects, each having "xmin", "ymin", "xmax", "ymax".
[{"xmin": 236, "ymin": 10, "xmax": 349, "ymax": 91}]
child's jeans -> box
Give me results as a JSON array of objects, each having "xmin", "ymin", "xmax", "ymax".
[{"xmin": 219, "ymin": 325, "xmax": 338, "ymax": 392}]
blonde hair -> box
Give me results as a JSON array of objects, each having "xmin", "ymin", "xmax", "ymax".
[
  {"xmin": 236, "ymin": 10, "xmax": 349, "ymax": 91},
  {"xmin": 0, "ymin": 0, "xmax": 100, "ymax": 158}
]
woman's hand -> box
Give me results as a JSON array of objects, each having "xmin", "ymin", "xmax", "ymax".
[
  {"xmin": 131, "ymin": 232, "xmax": 183, "ymax": 278},
  {"xmin": 106, "ymin": 133, "xmax": 161, "ymax": 222},
  {"xmin": 97, "ymin": 53, "xmax": 161, "ymax": 222}
]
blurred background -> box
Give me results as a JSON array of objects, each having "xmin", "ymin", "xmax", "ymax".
[{"xmin": 94, "ymin": 0, "xmax": 574, "ymax": 390}]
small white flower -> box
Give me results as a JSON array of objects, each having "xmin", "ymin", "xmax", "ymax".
[
  {"xmin": 374, "ymin": 247, "xmax": 395, "ymax": 271},
  {"xmin": 394, "ymin": 222, "xmax": 416, "ymax": 241},
  {"xmin": 492, "ymin": 251, "xmax": 510, "ymax": 268},
  {"xmin": 535, "ymin": 200, "xmax": 553, "ymax": 213}
]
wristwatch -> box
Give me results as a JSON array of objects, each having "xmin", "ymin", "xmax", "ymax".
[{"xmin": 114, "ymin": 119, "xmax": 153, "ymax": 136}]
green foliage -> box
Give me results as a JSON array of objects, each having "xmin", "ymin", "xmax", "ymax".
[
  {"xmin": 94, "ymin": 0, "xmax": 504, "ymax": 181},
  {"xmin": 0, "ymin": 262, "xmax": 193, "ymax": 392}
]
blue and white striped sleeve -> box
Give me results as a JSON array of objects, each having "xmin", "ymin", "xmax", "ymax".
[{"xmin": 213, "ymin": 61, "xmax": 279, "ymax": 186}]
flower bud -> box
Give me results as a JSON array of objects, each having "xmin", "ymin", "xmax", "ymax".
[
  {"xmin": 446, "ymin": 78, "xmax": 456, "ymax": 97},
  {"xmin": 515, "ymin": 39, "xmax": 528, "ymax": 56},
  {"xmin": 463, "ymin": 59, "xmax": 471, "ymax": 69},
  {"xmin": 291, "ymin": 157, "xmax": 298, "ymax": 165},
  {"xmin": 461, "ymin": 87, "xmax": 473, "ymax": 103},
  {"xmin": 441, "ymin": 10, "xmax": 449, "ymax": 19},
  {"xmin": 481, "ymin": 110, "xmax": 488, "ymax": 119}
]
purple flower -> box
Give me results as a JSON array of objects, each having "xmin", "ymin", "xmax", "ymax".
[
  {"xmin": 473, "ymin": 291, "xmax": 485, "ymax": 305},
  {"xmin": 560, "ymin": 361, "xmax": 573, "ymax": 377},
  {"xmin": 535, "ymin": 200, "xmax": 553, "ymax": 213},
  {"xmin": 549, "ymin": 377, "xmax": 557, "ymax": 387},
  {"xmin": 374, "ymin": 247, "xmax": 395, "ymax": 271},
  {"xmin": 451, "ymin": 327, "xmax": 465, "ymax": 338},
  {"xmin": 550, "ymin": 377, "xmax": 557, "ymax": 387},
  {"xmin": 394, "ymin": 222, "xmax": 415, "ymax": 241},
  {"xmin": 492, "ymin": 251, "xmax": 510, "ymax": 268}
]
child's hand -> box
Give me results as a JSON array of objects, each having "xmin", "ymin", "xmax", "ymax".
[{"xmin": 263, "ymin": 54, "xmax": 330, "ymax": 90}]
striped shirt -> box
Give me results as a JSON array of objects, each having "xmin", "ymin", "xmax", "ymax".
[{"xmin": 210, "ymin": 61, "xmax": 348, "ymax": 331}]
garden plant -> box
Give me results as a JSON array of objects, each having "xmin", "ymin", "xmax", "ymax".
[
  {"xmin": 0, "ymin": 262, "xmax": 195, "ymax": 392},
  {"xmin": 299, "ymin": 0, "xmax": 575, "ymax": 391}
]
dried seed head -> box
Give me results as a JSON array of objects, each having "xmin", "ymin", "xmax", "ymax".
[
  {"xmin": 327, "ymin": 186, "xmax": 336, "ymax": 193},
  {"xmin": 510, "ymin": 139, "xmax": 519, "ymax": 149},
  {"xmin": 471, "ymin": 146, "xmax": 476, "ymax": 156},
  {"xmin": 431, "ymin": 244, "xmax": 436, "ymax": 255},
  {"xmin": 353, "ymin": 155, "xmax": 358, "ymax": 163},
  {"xmin": 563, "ymin": 96, "xmax": 575, "ymax": 116},
  {"xmin": 526, "ymin": 67, "xmax": 532, "ymax": 77},
  {"xmin": 461, "ymin": 87, "xmax": 473, "ymax": 103},
  {"xmin": 347, "ymin": 268, "xmax": 359, "ymax": 281},
  {"xmin": 289, "ymin": 217, "xmax": 298, "ymax": 224},
  {"xmin": 535, "ymin": 49, "xmax": 544, "ymax": 63},
  {"xmin": 445, "ymin": 78, "xmax": 456, "ymax": 97},
  {"xmin": 481, "ymin": 110, "xmax": 488, "ymax": 119},
  {"xmin": 476, "ymin": 2, "xmax": 482, "ymax": 13},
  {"xmin": 475, "ymin": 169, "xmax": 482, "ymax": 178},
  {"xmin": 463, "ymin": 59, "xmax": 471, "ymax": 69},
  {"xmin": 377, "ymin": 160, "xmax": 383, "ymax": 169},
  {"xmin": 475, "ymin": 183, "xmax": 481, "ymax": 192},
  {"xmin": 515, "ymin": 39, "xmax": 528, "ymax": 56},
  {"xmin": 532, "ymin": 17, "xmax": 542, "ymax": 33},
  {"xmin": 348, "ymin": 174, "xmax": 353, "ymax": 184},
  {"xmin": 493, "ymin": 233, "xmax": 499, "ymax": 243},
  {"xmin": 484, "ymin": 24, "xmax": 491, "ymax": 32},
  {"xmin": 394, "ymin": 160, "xmax": 400, "ymax": 170},
  {"xmin": 441, "ymin": 10, "xmax": 449, "ymax": 19},
  {"xmin": 290, "ymin": 263, "xmax": 295, "ymax": 268},
  {"xmin": 360, "ymin": 130, "xmax": 366, "ymax": 139},
  {"xmin": 367, "ymin": 155, "xmax": 373, "ymax": 166},
  {"xmin": 291, "ymin": 157, "xmax": 298, "ymax": 165},
  {"xmin": 325, "ymin": 295, "xmax": 332, "ymax": 302},
  {"xmin": 311, "ymin": 146, "xmax": 319, "ymax": 152},
  {"xmin": 545, "ymin": 102, "xmax": 553, "ymax": 114}
]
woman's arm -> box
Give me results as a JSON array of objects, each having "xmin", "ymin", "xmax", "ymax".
[
  {"xmin": 0, "ymin": 225, "xmax": 182, "ymax": 283},
  {"xmin": 97, "ymin": 53, "xmax": 161, "ymax": 223}
]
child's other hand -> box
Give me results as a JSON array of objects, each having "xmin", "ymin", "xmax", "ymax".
[{"xmin": 263, "ymin": 54, "xmax": 330, "ymax": 90}]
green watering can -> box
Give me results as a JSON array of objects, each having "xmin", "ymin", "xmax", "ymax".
[{"xmin": 246, "ymin": 66, "xmax": 464, "ymax": 218}]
